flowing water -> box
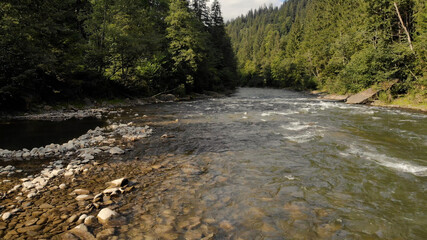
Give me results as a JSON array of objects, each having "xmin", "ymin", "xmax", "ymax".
[
  {"xmin": 2, "ymin": 88, "xmax": 427, "ymax": 239},
  {"xmin": 120, "ymin": 88, "xmax": 427, "ymax": 239}
]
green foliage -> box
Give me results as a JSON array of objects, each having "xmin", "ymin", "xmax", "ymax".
[
  {"xmin": 0, "ymin": 0, "xmax": 237, "ymax": 111},
  {"xmin": 227, "ymin": 0, "xmax": 426, "ymax": 96}
]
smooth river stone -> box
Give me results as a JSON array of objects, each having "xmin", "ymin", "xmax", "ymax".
[{"xmin": 97, "ymin": 208, "xmax": 118, "ymax": 225}]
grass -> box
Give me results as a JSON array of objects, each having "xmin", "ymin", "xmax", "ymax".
[{"xmin": 373, "ymin": 91, "xmax": 427, "ymax": 112}]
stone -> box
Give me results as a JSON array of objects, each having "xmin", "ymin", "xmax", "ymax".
[
  {"xmin": 219, "ymin": 220, "xmax": 234, "ymax": 231},
  {"xmin": 69, "ymin": 224, "xmax": 96, "ymax": 240},
  {"xmin": 103, "ymin": 188, "xmax": 122, "ymax": 195},
  {"xmin": 22, "ymin": 181, "xmax": 35, "ymax": 189},
  {"xmin": 157, "ymin": 94, "xmax": 177, "ymax": 102},
  {"xmin": 96, "ymin": 228, "xmax": 115, "ymax": 240},
  {"xmin": 107, "ymin": 177, "xmax": 129, "ymax": 187},
  {"xmin": 84, "ymin": 216, "xmax": 97, "ymax": 227},
  {"xmin": 16, "ymin": 224, "xmax": 43, "ymax": 233},
  {"xmin": 109, "ymin": 147, "xmax": 124, "ymax": 155},
  {"xmin": 77, "ymin": 214, "xmax": 88, "ymax": 224},
  {"xmin": 40, "ymin": 203, "xmax": 53, "ymax": 209},
  {"xmin": 36, "ymin": 217, "xmax": 47, "ymax": 225},
  {"xmin": 0, "ymin": 222, "xmax": 7, "ymax": 230},
  {"xmin": 2, "ymin": 212, "xmax": 11, "ymax": 221},
  {"xmin": 73, "ymin": 189, "xmax": 90, "ymax": 195},
  {"xmin": 76, "ymin": 195, "xmax": 93, "ymax": 201},
  {"xmin": 93, "ymin": 193, "xmax": 103, "ymax": 203},
  {"xmin": 97, "ymin": 208, "xmax": 118, "ymax": 225},
  {"xmin": 62, "ymin": 232, "xmax": 80, "ymax": 240},
  {"xmin": 24, "ymin": 218, "xmax": 38, "ymax": 226},
  {"xmin": 59, "ymin": 184, "xmax": 67, "ymax": 190},
  {"xmin": 67, "ymin": 214, "xmax": 78, "ymax": 223}
]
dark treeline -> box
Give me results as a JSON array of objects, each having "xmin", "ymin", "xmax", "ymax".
[
  {"xmin": 0, "ymin": 0, "xmax": 237, "ymax": 111},
  {"xmin": 227, "ymin": 0, "xmax": 426, "ymax": 98}
]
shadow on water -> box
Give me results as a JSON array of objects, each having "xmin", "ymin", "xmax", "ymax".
[{"xmin": 0, "ymin": 117, "xmax": 106, "ymax": 150}]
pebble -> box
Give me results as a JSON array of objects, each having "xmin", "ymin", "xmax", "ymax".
[
  {"xmin": 1, "ymin": 212, "xmax": 11, "ymax": 221},
  {"xmin": 96, "ymin": 228, "xmax": 115, "ymax": 240},
  {"xmin": 24, "ymin": 218, "xmax": 38, "ymax": 226},
  {"xmin": 69, "ymin": 224, "xmax": 96, "ymax": 240},
  {"xmin": 39, "ymin": 203, "xmax": 53, "ymax": 209},
  {"xmin": 97, "ymin": 208, "xmax": 118, "ymax": 225},
  {"xmin": 109, "ymin": 147, "xmax": 125, "ymax": 155},
  {"xmin": 78, "ymin": 214, "xmax": 88, "ymax": 224},
  {"xmin": 84, "ymin": 216, "xmax": 97, "ymax": 227},
  {"xmin": 72, "ymin": 189, "xmax": 90, "ymax": 195},
  {"xmin": 76, "ymin": 195, "xmax": 93, "ymax": 201},
  {"xmin": 67, "ymin": 214, "xmax": 78, "ymax": 223}
]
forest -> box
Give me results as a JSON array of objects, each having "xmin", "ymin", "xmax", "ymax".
[
  {"xmin": 0, "ymin": 0, "xmax": 237, "ymax": 111},
  {"xmin": 227, "ymin": 0, "xmax": 426, "ymax": 101}
]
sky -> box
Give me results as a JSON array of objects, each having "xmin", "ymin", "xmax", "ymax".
[{"xmin": 209, "ymin": 0, "xmax": 284, "ymax": 21}]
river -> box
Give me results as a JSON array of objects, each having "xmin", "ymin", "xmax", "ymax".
[
  {"xmin": 113, "ymin": 88, "xmax": 426, "ymax": 239},
  {"xmin": 2, "ymin": 88, "xmax": 427, "ymax": 239}
]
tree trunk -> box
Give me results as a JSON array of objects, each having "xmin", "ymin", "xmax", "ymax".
[{"xmin": 394, "ymin": 2, "xmax": 414, "ymax": 51}]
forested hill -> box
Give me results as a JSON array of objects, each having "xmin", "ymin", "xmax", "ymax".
[
  {"xmin": 0, "ymin": 0, "xmax": 237, "ymax": 111},
  {"xmin": 227, "ymin": 0, "xmax": 426, "ymax": 98}
]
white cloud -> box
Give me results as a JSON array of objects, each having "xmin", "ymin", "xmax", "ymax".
[{"xmin": 208, "ymin": 0, "xmax": 284, "ymax": 21}]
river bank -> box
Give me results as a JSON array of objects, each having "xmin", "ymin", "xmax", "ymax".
[
  {"xmin": 0, "ymin": 91, "xmax": 230, "ymax": 122},
  {"xmin": 312, "ymin": 91, "xmax": 427, "ymax": 113},
  {"xmin": 0, "ymin": 119, "xmax": 155, "ymax": 239}
]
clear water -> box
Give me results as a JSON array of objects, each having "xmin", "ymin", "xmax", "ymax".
[{"xmin": 122, "ymin": 88, "xmax": 427, "ymax": 239}]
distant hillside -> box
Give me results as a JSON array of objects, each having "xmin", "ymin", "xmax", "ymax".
[{"xmin": 227, "ymin": 0, "xmax": 426, "ymax": 99}]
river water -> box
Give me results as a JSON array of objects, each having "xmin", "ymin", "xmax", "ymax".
[
  {"xmin": 2, "ymin": 88, "xmax": 427, "ymax": 239},
  {"xmin": 118, "ymin": 88, "xmax": 426, "ymax": 239}
]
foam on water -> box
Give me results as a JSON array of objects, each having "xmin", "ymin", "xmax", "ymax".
[
  {"xmin": 261, "ymin": 111, "xmax": 297, "ymax": 117},
  {"xmin": 284, "ymin": 131, "xmax": 318, "ymax": 143},
  {"xmin": 346, "ymin": 145, "xmax": 427, "ymax": 177},
  {"xmin": 281, "ymin": 122, "xmax": 311, "ymax": 131}
]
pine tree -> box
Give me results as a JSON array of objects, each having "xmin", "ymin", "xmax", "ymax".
[{"xmin": 166, "ymin": 0, "xmax": 207, "ymax": 92}]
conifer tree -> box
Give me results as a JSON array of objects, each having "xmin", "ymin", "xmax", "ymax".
[{"xmin": 166, "ymin": 0, "xmax": 207, "ymax": 92}]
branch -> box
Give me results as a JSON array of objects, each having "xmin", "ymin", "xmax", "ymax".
[{"xmin": 394, "ymin": 2, "xmax": 414, "ymax": 51}]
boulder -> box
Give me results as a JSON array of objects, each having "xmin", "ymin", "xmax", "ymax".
[{"xmin": 157, "ymin": 94, "xmax": 178, "ymax": 102}]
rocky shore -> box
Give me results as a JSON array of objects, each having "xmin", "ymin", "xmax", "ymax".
[
  {"xmin": 0, "ymin": 120, "xmax": 152, "ymax": 239},
  {"xmin": 1, "ymin": 92, "xmax": 227, "ymax": 122}
]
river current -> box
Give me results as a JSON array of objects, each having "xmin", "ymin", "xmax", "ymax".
[
  {"xmin": 3, "ymin": 88, "xmax": 426, "ymax": 239},
  {"xmin": 112, "ymin": 88, "xmax": 426, "ymax": 239}
]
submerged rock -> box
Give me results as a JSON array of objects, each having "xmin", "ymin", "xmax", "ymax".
[
  {"xmin": 96, "ymin": 228, "xmax": 115, "ymax": 240},
  {"xmin": 69, "ymin": 224, "xmax": 96, "ymax": 240}
]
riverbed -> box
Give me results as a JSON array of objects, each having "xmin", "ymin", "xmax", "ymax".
[{"xmin": 1, "ymin": 88, "xmax": 426, "ymax": 239}]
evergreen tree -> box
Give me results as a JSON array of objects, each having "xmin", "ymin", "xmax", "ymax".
[{"xmin": 165, "ymin": 0, "xmax": 207, "ymax": 92}]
